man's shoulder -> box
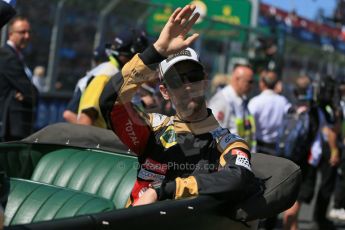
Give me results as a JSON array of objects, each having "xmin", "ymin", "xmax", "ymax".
[
  {"xmin": 148, "ymin": 113, "xmax": 172, "ymax": 131},
  {"xmin": 75, "ymin": 75, "xmax": 93, "ymax": 92},
  {"xmin": 91, "ymin": 62, "xmax": 119, "ymax": 77},
  {"xmin": 248, "ymin": 94, "xmax": 261, "ymax": 106},
  {"xmin": 208, "ymin": 86, "xmax": 231, "ymax": 105},
  {"xmin": 0, "ymin": 47, "xmax": 18, "ymax": 71},
  {"xmin": 208, "ymin": 91, "xmax": 223, "ymax": 106},
  {"xmin": 0, "ymin": 46, "xmax": 15, "ymax": 60},
  {"xmin": 210, "ymin": 126, "xmax": 229, "ymax": 138},
  {"xmin": 210, "ymin": 128, "xmax": 248, "ymax": 152},
  {"xmin": 277, "ymin": 94, "xmax": 289, "ymax": 103}
]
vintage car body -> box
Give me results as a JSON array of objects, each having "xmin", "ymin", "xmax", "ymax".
[{"xmin": 0, "ymin": 123, "xmax": 301, "ymax": 230}]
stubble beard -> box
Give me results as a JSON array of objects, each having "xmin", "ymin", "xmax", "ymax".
[{"xmin": 176, "ymin": 96, "xmax": 205, "ymax": 120}]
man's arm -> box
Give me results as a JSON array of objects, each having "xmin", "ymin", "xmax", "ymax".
[
  {"xmin": 136, "ymin": 137, "xmax": 259, "ymax": 206},
  {"xmin": 0, "ymin": 52, "xmax": 37, "ymax": 104},
  {"xmin": 324, "ymin": 126, "xmax": 340, "ymax": 166},
  {"xmin": 63, "ymin": 88, "xmax": 82, "ymax": 124},
  {"xmin": 76, "ymin": 74, "xmax": 113, "ymax": 128},
  {"xmin": 63, "ymin": 110, "xmax": 78, "ymax": 124},
  {"xmin": 103, "ymin": 49, "xmax": 162, "ymax": 154},
  {"xmin": 77, "ymin": 111, "xmax": 95, "ymax": 126},
  {"xmin": 159, "ymin": 137, "xmax": 258, "ymax": 200}
]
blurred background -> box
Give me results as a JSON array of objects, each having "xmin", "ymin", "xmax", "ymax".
[{"xmin": 2, "ymin": 0, "xmax": 345, "ymax": 128}]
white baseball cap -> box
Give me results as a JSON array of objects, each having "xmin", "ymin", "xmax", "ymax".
[{"xmin": 158, "ymin": 48, "xmax": 203, "ymax": 80}]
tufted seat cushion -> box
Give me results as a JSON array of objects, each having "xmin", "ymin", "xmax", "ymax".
[
  {"xmin": 31, "ymin": 148, "xmax": 137, "ymax": 209},
  {"xmin": 5, "ymin": 178, "xmax": 115, "ymax": 226},
  {"xmin": 0, "ymin": 144, "xmax": 44, "ymax": 179}
]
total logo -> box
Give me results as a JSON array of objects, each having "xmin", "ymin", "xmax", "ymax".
[
  {"xmin": 190, "ymin": 1, "xmax": 207, "ymax": 24},
  {"xmin": 125, "ymin": 119, "xmax": 139, "ymax": 145}
]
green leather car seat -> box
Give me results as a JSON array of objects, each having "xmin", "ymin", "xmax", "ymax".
[
  {"xmin": 31, "ymin": 148, "xmax": 137, "ymax": 209},
  {"xmin": 0, "ymin": 144, "xmax": 43, "ymax": 179},
  {"xmin": 5, "ymin": 178, "xmax": 115, "ymax": 226}
]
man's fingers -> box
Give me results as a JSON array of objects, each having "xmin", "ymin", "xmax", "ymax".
[
  {"xmin": 174, "ymin": 4, "xmax": 194, "ymax": 24},
  {"xmin": 155, "ymin": 4, "xmax": 199, "ymax": 56},
  {"xmin": 182, "ymin": 12, "xmax": 200, "ymax": 35},
  {"xmin": 184, "ymin": 33, "xmax": 199, "ymax": 46},
  {"xmin": 180, "ymin": 18, "xmax": 187, "ymax": 26},
  {"xmin": 15, "ymin": 92, "xmax": 24, "ymax": 101},
  {"xmin": 169, "ymin": 7, "xmax": 182, "ymax": 23},
  {"xmin": 179, "ymin": 5, "xmax": 195, "ymax": 26}
]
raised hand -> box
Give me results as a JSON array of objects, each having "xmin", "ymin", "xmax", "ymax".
[{"xmin": 153, "ymin": 4, "xmax": 200, "ymax": 57}]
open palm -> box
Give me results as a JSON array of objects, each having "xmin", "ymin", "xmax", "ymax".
[{"xmin": 154, "ymin": 5, "xmax": 200, "ymax": 57}]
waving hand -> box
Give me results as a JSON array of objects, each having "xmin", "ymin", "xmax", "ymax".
[{"xmin": 153, "ymin": 5, "xmax": 200, "ymax": 57}]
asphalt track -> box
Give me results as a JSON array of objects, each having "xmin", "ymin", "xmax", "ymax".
[{"xmin": 272, "ymin": 173, "xmax": 345, "ymax": 230}]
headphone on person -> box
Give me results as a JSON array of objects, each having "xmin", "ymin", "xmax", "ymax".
[{"xmin": 107, "ymin": 29, "xmax": 149, "ymax": 59}]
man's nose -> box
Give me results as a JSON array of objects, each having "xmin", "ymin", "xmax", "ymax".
[{"xmin": 24, "ymin": 31, "xmax": 31, "ymax": 38}]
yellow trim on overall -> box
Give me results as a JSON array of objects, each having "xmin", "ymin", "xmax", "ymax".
[
  {"xmin": 219, "ymin": 142, "xmax": 249, "ymax": 167},
  {"xmin": 175, "ymin": 176, "xmax": 198, "ymax": 199}
]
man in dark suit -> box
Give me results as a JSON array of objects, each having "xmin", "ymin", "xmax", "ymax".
[
  {"xmin": 0, "ymin": 15, "xmax": 38, "ymax": 141},
  {"xmin": 0, "ymin": 1, "xmax": 18, "ymax": 227}
]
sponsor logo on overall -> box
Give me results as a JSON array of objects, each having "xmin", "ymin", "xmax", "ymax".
[
  {"xmin": 125, "ymin": 119, "xmax": 139, "ymax": 145},
  {"xmin": 166, "ymin": 49, "xmax": 191, "ymax": 62},
  {"xmin": 138, "ymin": 168, "xmax": 166, "ymax": 181},
  {"xmin": 231, "ymin": 149, "xmax": 248, "ymax": 158},
  {"xmin": 232, "ymin": 149, "xmax": 251, "ymax": 171},
  {"xmin": 142, "ymin": 158, "xmax": 168, "ymax": 174},
  {"xmin": 160, "ymin": 125, "xmax": 177, "ymax": 148}
]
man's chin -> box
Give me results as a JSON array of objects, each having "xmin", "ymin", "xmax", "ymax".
[{"xmin": 179, "ymin": 103, "xmax": 203, "ymax": 119}]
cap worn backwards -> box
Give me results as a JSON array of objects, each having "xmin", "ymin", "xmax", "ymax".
[{"xmin": 158, "ymin": 48, "xmax": 203, "ymax": 80}]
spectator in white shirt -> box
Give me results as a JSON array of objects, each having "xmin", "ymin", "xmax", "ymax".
[
  {"xmin": 248, "ymin": 70, "xmax": 290, "ymax": 230},
  {"xmin": 248, "ymin": 70, "xmax": 290, "ymax": 155}
]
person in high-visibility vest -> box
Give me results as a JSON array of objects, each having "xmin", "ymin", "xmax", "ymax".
[{"xmin": 208, "ymin": 63, "xmax": 256, "ymax": 152}]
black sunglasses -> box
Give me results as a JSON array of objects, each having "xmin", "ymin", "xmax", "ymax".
[{"xmin": 163, "ymin": 69, "xmax": 205, "ymax": 89}]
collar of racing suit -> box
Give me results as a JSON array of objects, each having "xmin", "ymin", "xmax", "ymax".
[{"xmin": 173, "ymin": 109, "xmax": 219, "ymax": 135}]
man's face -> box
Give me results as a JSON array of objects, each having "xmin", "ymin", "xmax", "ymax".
[
  {"xmin": 234, "ymin": 66, "xmax": 254, "ymax": 96},
  {"xmin": 9, "ymin": 19, "xmax": 31, "ymax": 50},
  {"xmin": 162, "ymin": 61, "xmax": 207, "ymax": 119}
]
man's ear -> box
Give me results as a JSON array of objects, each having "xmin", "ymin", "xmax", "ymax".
[{"xmin": 159, "ymin": 84, "xmax": 170, "ymax": 100}]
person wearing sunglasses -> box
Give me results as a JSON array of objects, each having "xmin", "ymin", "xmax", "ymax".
[
  {"xmin": 99, "ymin": 5, "xmax": 261, "ymax": 219},
  {"xmin": 208, "ymin": 62, "xmax": 256, "ymax": 152}
]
